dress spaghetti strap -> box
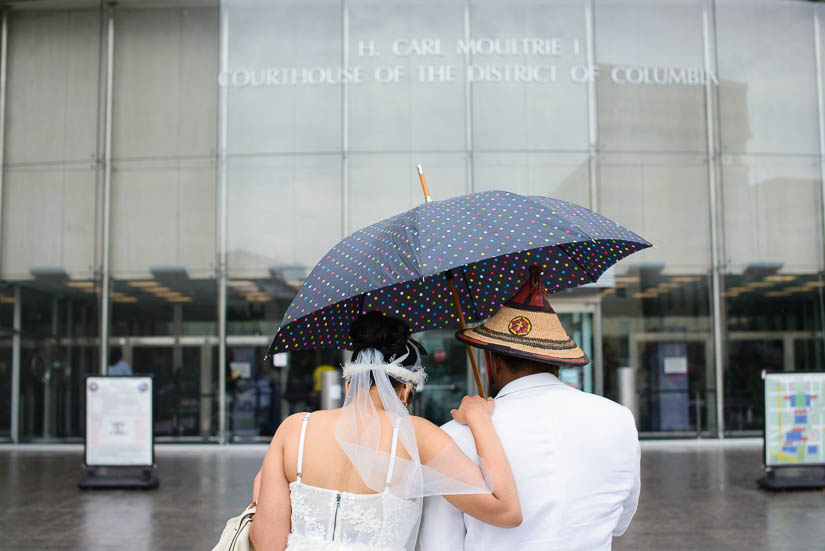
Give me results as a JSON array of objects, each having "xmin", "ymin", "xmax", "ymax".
[
  {"xmin": 296, "ymin": 412, "xmax": 311, "ymax": 484},
  {"xmin": 384, "ymin": 417, "xmax": 402, "ymax": 492}
]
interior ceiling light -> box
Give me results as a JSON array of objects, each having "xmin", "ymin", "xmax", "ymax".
[
  {"xmin": 147, "ymin": 286, "xmax": 172, "ymax": 293},
  {"xmin": 154, "ymin": 291, "xmax": 184, "ymax": 298},
  {"xmin": 66, "ymin": 281, "xmax": 95, "ymax": 288},
  {"xmin": 112, "ymin": 297, "xmax": 138, "ymax": 303},
  {"xmin": 0, "ymin": 296, "xmax": 14, "ymax": 303},
  {"xmin": 128, "ymin": 281, "xmax": 160, "ymax": 288},
  {"xmin": 804, "ymin": 281, "xmax": 825, "ymax": 287},
  {"xmin": 672, "ymin": 276, "xmax": 700, "ymax": 283},
  {"xmin": 765, "ymin": 275, "xmax": 796, "ymax": 282},
  {"xmin": 614, "ymin": 276, "xmax": 641, "ymax": 283},
  {"xmin": 228, "ymin": 280, "xmax": 256, "ymax": 287},
  {"xmin": 632, "ymin": 291, "xmax": 658, "ymax": 299},
  {"xmin": 165, "ymin": 297, "xmax": 193, "ymax": 302},
  {"xmin": 727, "ymin": 286, "xmax": 754, "ymax": 293},
  {"xmin": 785, "ymin": 286, "xmax": 809, "ymax": 293},
  {"xmin": 246, "ymin": 296, "xmax": 273, "ymax": 302},
  {"xmin": 765, "ymin": 291, "xmax": 792, "ymax": 297},
  {"xmin": 746, "ymin": 281, "xmax": 774, "ymax": 288}
]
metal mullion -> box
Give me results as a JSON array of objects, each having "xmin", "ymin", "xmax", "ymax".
[
  {"xmin": 217, "ymin": 7, "xmax": 229, "ymax": 444},
  {"xmin": 813, "ymin": 7, "xmax": 825, "ymax": 362},
  {"xmin": 11, "ymin": 286, "xmax": 20, "ymax": 442},
  {"xmin": 99, "ymin": 11, "xmax": 114, "ymax": 375},
  {"xmin": 703, "ymin": 1, "xmax": 725, "ymax": 438}
]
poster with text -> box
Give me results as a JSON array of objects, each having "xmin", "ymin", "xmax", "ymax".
[
  {"xmin": 764, "ymin": 372, "xmax": 825, "ymax": 467},
  {"xmin": 85, "ymin": 376, "xmax": 153, "ymax": 467}
]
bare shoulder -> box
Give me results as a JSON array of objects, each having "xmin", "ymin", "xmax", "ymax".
[
  {"xmin": 272, "ymin": 411, "xmax": 310, "ymax": 443},
  {"xmin": 410, "ymin": 415, "xmax": 452, "ymax": 446}
]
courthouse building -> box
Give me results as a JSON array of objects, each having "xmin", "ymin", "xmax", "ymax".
[{"xmin": 1, "ymin": 0, "xmax": 824, "ymax": 442}]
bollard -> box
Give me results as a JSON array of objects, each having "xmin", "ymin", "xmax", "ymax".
[
  {"xmin": 617, "ymin": 367, "xmax": 638, "ymax": 426},
  {"xmin": 320, "ymin": 369, "xmax": 344, "ymax": 410}
]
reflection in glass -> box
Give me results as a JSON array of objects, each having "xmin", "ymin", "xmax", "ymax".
[
  {"xmin": 111, "ymin": 278, "xmax": 218, "ymax": 439},
  {"xmin": 602, "ymin": 273, "xmax": 714, "ymax": 434},
  {"xmin": 17, "ymin": 283, "xmax": 99, "ymax": 441},
  {"xmin": 716, "ymin": 0, "xmax": 818, "ymax": 155},
  {"xmin": 724, "ymin": 273, "xmax": 825, "ymax": 431}
]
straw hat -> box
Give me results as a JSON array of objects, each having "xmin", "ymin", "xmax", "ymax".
[{"xmin": 456, "ymin": 265, "xmax": 589, "ymax": 366}]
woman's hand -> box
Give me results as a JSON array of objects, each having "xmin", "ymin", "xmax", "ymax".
[{"xmin": 450, "ymin": 395, "xmax": 495, "ymax": 425}]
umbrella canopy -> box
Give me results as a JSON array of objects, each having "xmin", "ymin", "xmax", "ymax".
[{"xmin": 269, "ymin": 190, "xmax": 651, "ymax": 354}]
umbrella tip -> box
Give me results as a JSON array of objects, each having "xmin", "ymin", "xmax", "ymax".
[{"xmin": 417, "ymin": 164, "xmax": 424, "ymax": 175}]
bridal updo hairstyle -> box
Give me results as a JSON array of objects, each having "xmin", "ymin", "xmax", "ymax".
[{"xmin": 349, "ymin": 311, "xmax": 425, "ymax": 392}]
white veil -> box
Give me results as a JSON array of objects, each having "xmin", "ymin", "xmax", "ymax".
[{"xmin": 335, "ymin": 345, "xmax": 493, "ymax": 500}]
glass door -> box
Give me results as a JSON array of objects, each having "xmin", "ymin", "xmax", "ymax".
[{"xmin": 556, "ymin": 311, "xmax": 594, "ymax": 393}]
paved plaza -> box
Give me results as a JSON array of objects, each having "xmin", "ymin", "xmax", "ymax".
[{"xmin": 1, "ymin": 439, "xmax": 823, "ymax": 550}]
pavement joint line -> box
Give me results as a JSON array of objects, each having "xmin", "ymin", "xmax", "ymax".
[{"xmin": 0, "ymin": 438, "xmax": 764, "ymax": 454}]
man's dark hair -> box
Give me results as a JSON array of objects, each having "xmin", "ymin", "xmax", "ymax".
[
  {"xmin": 497, "ymin": 353, "xmax": 560, "ymax": 375},
  {"xmin": 108, "ymin": 347, "xmax": 123, "ymax": 365}
]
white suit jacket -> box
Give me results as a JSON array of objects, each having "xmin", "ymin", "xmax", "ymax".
[{"xmin": 418, "ymin": 373, "xmax": 640, "ymax": 551}]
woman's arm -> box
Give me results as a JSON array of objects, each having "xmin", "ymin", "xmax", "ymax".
[
  {"xmin": 249, "ymin": 414, "xmax": 302, "ymax": 551},
  {"xmin": 416, "ymin": 397, "xmax": 522, "ymax": 528}
]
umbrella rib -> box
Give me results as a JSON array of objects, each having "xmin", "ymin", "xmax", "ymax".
[
  {"xmin": 557, "ymin": 243, "xmax": 599, "ymax": 285},
  {"xmin": 458, "ymin": 268, "xmax": 480, "ymax": 321}
]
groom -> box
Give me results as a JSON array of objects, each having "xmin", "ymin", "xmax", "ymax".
[{"xmin": 418, "ymin": 267, "xmax": 640, "ymax": 551}]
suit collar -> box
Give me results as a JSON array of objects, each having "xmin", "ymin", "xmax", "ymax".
[{"xmin": 495, "ymin": 372, "xmax": 566, "ymax": 398}]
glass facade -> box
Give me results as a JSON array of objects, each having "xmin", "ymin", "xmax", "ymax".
[{"xmin": 1, "ymin": 0, "xmax": 824, "ymax": 442}]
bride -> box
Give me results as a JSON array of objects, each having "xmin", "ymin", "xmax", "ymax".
[{"xmin": 249, "ymin": 311, "xmax": 521, "ymax": 550}]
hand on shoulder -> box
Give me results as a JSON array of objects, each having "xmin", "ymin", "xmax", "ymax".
[{"xmin": 450, "ymin": 395, "xmax": 495, "ymax": 425}]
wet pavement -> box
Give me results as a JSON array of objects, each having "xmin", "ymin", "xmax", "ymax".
[{"xmin": 1, "ymin": 439, "xmax": 824, "ymax": 550}]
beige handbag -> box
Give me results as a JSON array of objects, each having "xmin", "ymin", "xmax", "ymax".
[{"xmin": 211, "ymin": 503, "xmax": 256, "ymax": 551}]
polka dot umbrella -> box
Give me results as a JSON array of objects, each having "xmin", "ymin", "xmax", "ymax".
[{"xmin": 269, "ymin": 189, "xmax": 651, "ymax": 373}]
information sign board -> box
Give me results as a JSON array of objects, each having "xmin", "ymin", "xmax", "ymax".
[
  {"xmin": 764, "ymin": 372, "xmax": 825, "ymax": 467},
  {"xmin": 85, "ymin": 376, "xmax": 154, "ymax": 467}
]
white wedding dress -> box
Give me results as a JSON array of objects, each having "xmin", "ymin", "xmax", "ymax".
[{"xmin": 285, "ymin": 413, "xmax": 422, "ymax": 551}]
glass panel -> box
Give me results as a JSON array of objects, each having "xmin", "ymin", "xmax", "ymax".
[
  {"xmin": 599, "ymin": 153, "xmax": 714, "ymax": 434},
  {"xmin": 113, "ymin": 6, "xmax": 218, "ymax": 159},
  {"xmin": 227, "ymin": 155, "xmax": 342, "ymax": 278},
  {"xmin": 111, "ymin": 278, "xmax": 218, "ymax": 337},
  {"xmin": 5, "ymin": 9, "xmax": 100, "ymax": 165},
  {"xmin": 716, "ymin": 0, "xmax": 818, "ymax": 155},
  {"xmin": 18, "ymin": 283, "xmax": 99, "ymax": 441},
  {"xmin": 470, "ymin": 0, "xmax": 589, "ymax": 151},
  {"xmin": 473, "ymin": 152, "xmax": 590, "ymax": 207},
  {"xmin": 595, "ymin": 0, "xmax": 707, "ymax": 153},
  {"xmin": 1, "ymin": 167, "xmax": 98, "ymax": 280},
  {"xmin": 223, "ymin": 0, "xmax": 342, "ymax": 155},
  {"xmin": 722, "ymin": 155, "xmax": 825, "ymax": 431},
  {"xmin": 600, "ymin": 153, "xmax": 711, "ymax": 273},
  {"xmin": 602, "ymin": 274, "xmax": 714, "ymax": 434},
  {"xmin": 226, "ymin": 344, "xmax": 289, "ymax": 440},
  {"xmin": 411, "ymin": 329, "xmax": 473, "ymax": 426},
  {"xmin": 110, "ymin": 161, "xmax": 216, "ymax": 278},
  {"xmin": 721, "ymin": 156, "xmax": 823, "ymax": 273},
  {"xmin": 110, "ymin": 278, "xmax": 217, "ymax": 439},
  {"xmin": 348, "ymin": 0, "xmax": 466, "ymax": 152},
  {"xmin": 348, "ymin": 153, "xmax": 466, "ymax": 231},
  {"xmin": 133, "ymin": 346, "xmax": 209, "ymax": 437},
  {"xmin": 557, "ymin": 312, "xmax": 593, "ymax": 393}
]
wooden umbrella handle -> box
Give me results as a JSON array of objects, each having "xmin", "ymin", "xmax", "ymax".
[
  {"xmin": 447, "ymin": 274, "xmax": 487, "ymax": 399},
  {"xmin": 417, "ymin": 164, "xmax": 432, "ymax": 203},
  {"xmin": 417, "ymin": 164, "xmax": 486, "ymax": 398}
]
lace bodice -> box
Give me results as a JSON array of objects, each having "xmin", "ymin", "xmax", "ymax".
[{"xmin": 286, "ymin": 413, "xmax": 422, "ymax": 551}]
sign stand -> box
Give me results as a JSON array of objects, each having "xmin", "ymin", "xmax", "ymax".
[
  {"xmin": 78, "ymin": 375, "xmax": 159, "ymax": 490},
  {"xmin": 758, "ymin": 371, "xmax": 825, "ymax": 491}
]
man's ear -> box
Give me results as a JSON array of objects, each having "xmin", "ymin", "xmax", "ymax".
[{"xmin": 492, "ymin": 354, "xmax": 505, "ymax": 375}]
